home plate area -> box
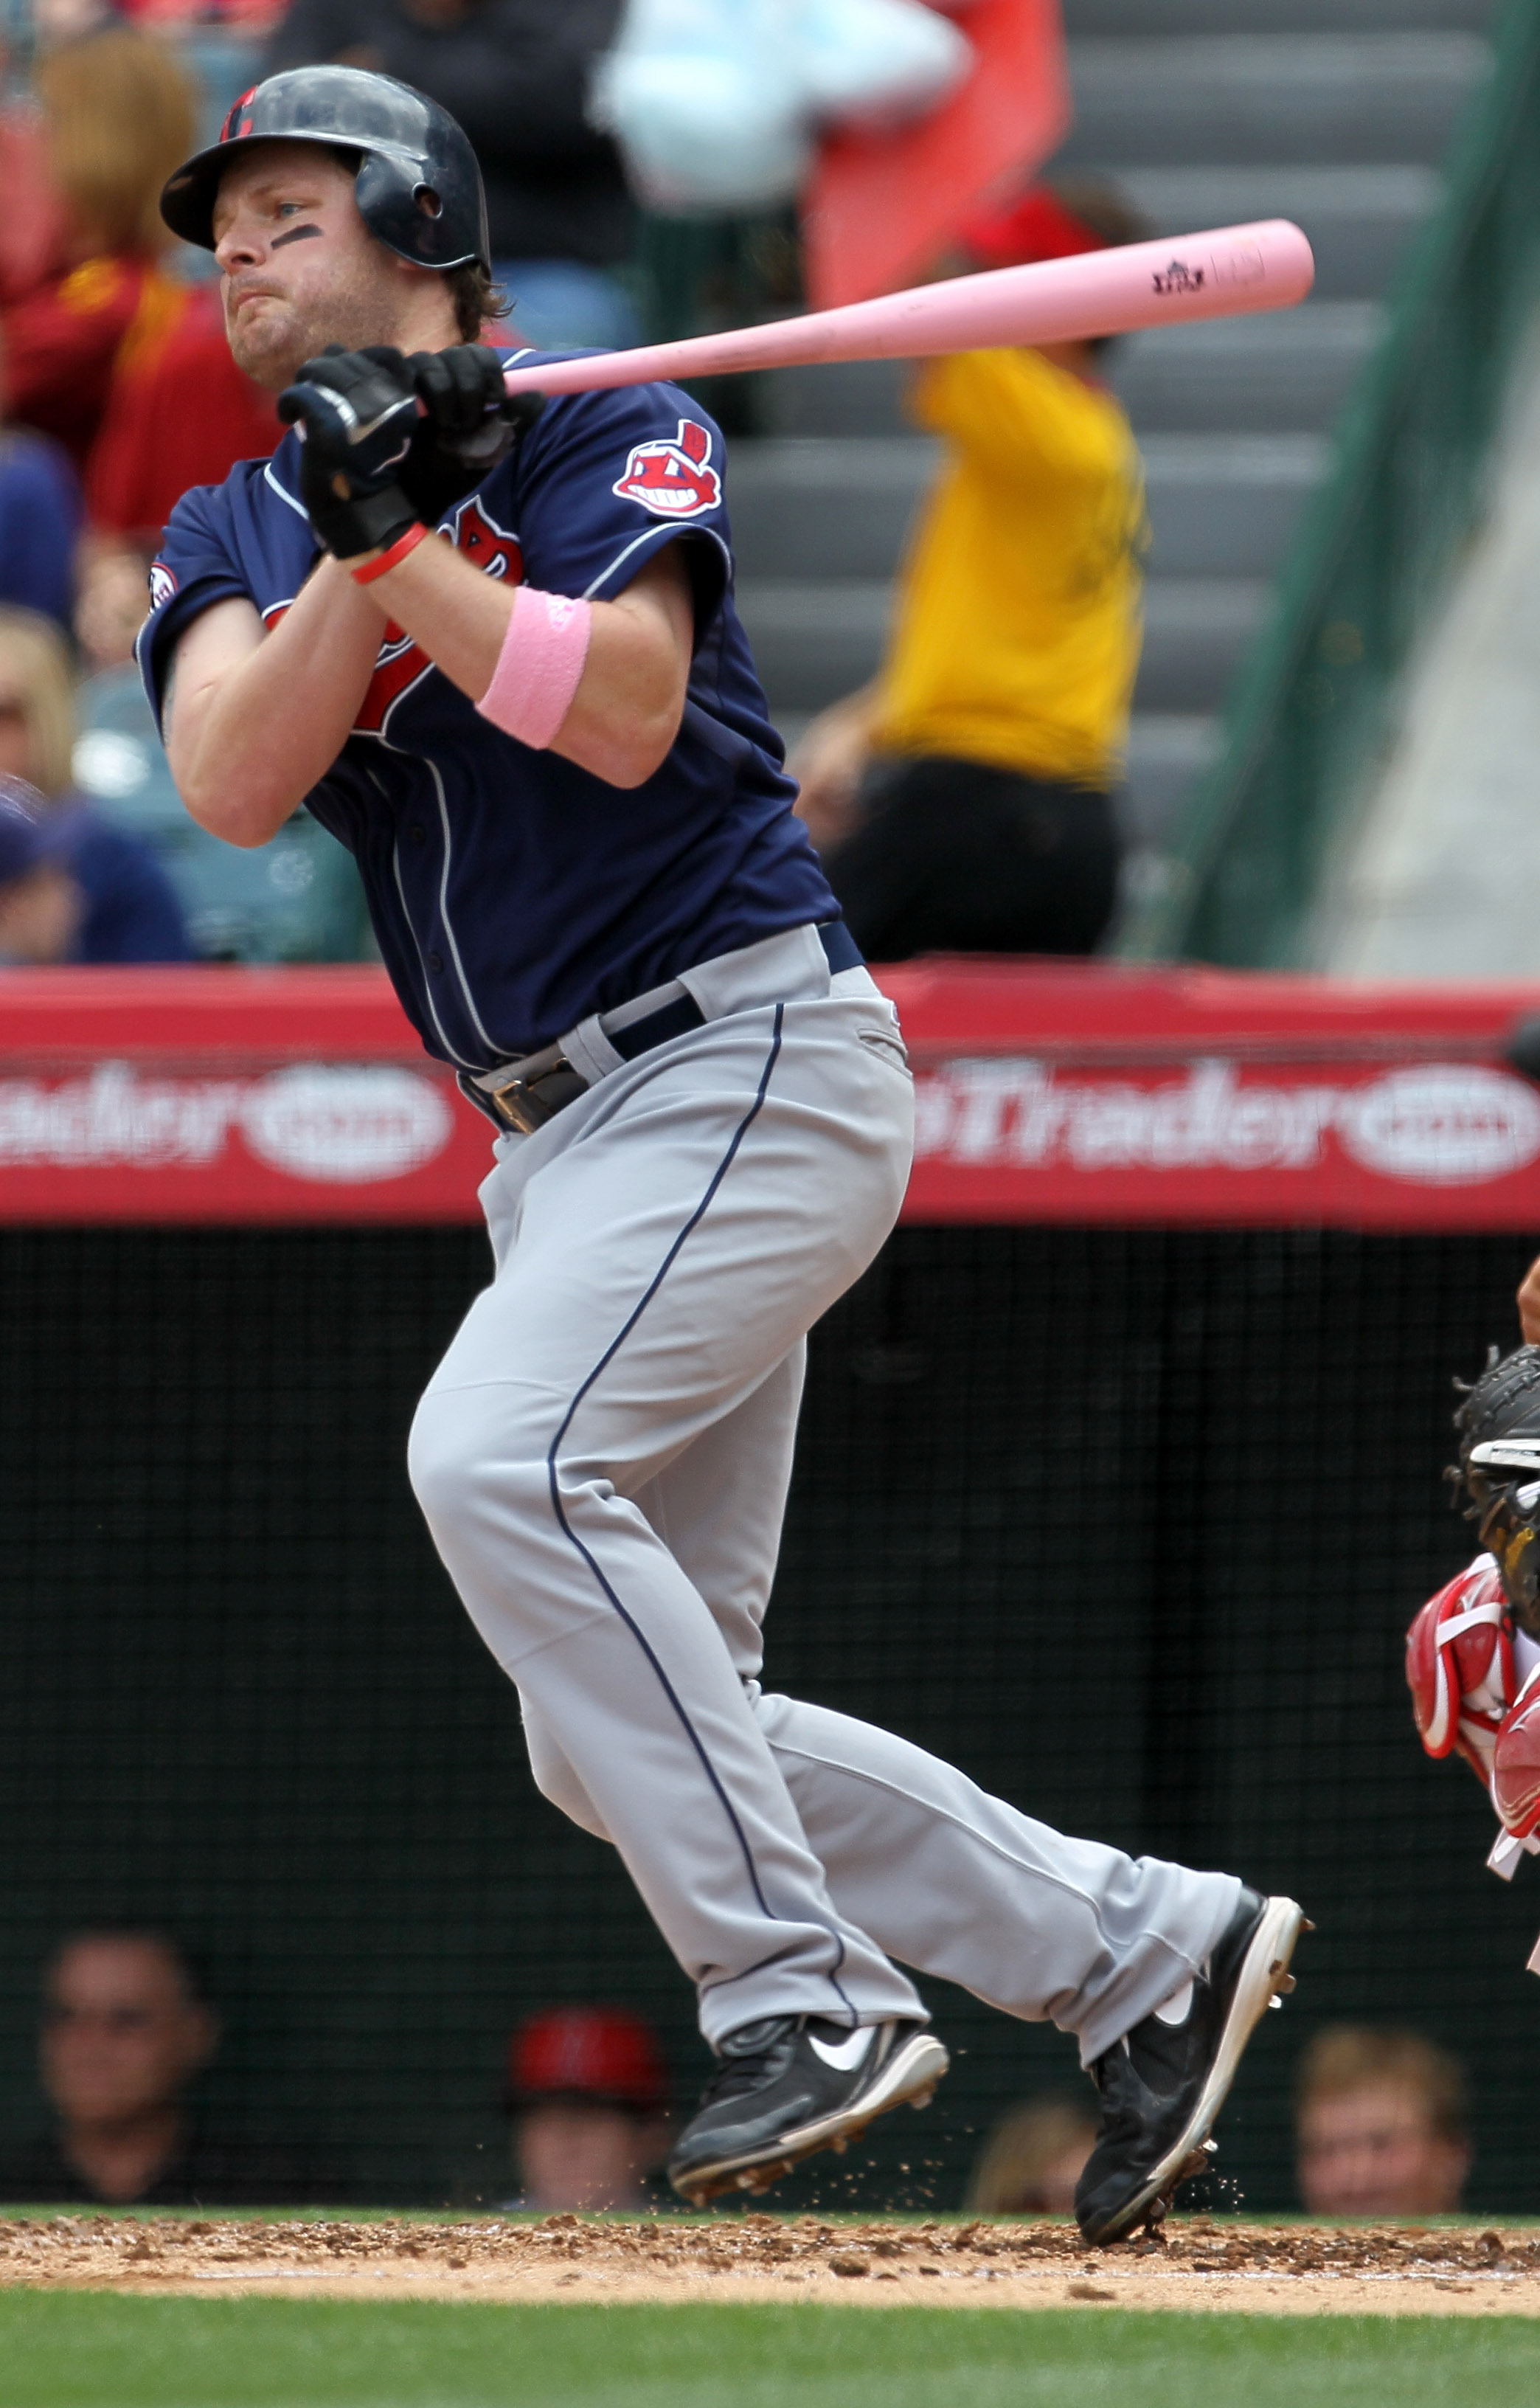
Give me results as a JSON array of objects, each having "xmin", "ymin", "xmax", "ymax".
[{"xmin": 7, "ymin": 2213, "xmax": 1540, "ymax": 2314}]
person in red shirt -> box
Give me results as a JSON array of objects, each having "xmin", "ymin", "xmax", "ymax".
[
  {"xmin": 1, "ymin": 28, "xmax": 198, "ymax": 472},
  {"xmin": 2, "ymin": 24, "xmax": 278, "ymax": 659},
  {"xmin": 85, "ymin": 279, "xmax": 279, "ymax": 544}
]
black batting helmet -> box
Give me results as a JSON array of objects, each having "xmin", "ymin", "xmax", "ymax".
[
  {"xmin": 159, "ymin": 66, "xmax": 490, "ymax": 274},
  {"xmin": 1454, "ymin": 1343, "xmax": 1540, "ymax": 1631}
]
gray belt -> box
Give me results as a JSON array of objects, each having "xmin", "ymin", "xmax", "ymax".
[{"xmin": 475, "ymin": 920, "xmax": 862, "ymax": 1136}]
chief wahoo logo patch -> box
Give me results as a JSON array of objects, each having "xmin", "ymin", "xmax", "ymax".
[{"xmin": 612, "ymin": 418, "xmax": 721, "ymax": 519}]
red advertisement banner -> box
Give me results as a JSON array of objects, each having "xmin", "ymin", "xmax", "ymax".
[{"xmin": 2, "ymin": 961, "xmax": 1540, "ymax": 1228}]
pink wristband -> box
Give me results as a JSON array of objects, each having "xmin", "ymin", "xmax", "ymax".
[{"xmin": 475, "ymin": 584, "xmax": 593, "ymax": 750}]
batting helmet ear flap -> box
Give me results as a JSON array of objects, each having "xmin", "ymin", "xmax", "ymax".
[{"xmin": 350, "ymin": 146, "xmax": 485, "ymax": 272}]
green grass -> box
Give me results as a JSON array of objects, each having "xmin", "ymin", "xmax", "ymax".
[{"xmin": 4, "ymin": 2297, "xmax": 1540, "ymax": 2408}]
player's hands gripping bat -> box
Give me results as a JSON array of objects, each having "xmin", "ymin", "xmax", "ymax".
[
  {"xmin": 399, "ymin": 344, "xmax": 544, "ymax": 525},
  {"xmin": 277, "ymin": 344, "xmax": 421, "ymax": 560},
  {"xmin": 279, "ymin": 344, "xmax": 544, "ymax": 556}
]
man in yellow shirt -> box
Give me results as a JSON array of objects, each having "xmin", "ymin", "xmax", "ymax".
[{"xmin": 791, "ymin": 181, "xmax": 1147, "ymax": 961}]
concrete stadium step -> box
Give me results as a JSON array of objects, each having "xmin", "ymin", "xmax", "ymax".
[
  {"xmin": 1111, "ymin": 166, "xmax": 1441, "ymax": 301},
  {"xmin": 1125, "ymin": 714, "xmax": 1224, "ymax": 848},
  {"xmin": 766, "ymin": 306, "xmax": 1379, "ymax": 441},
  {"xmin": 734, "ymin": 580, "xmax": 891, "ymax": 710},
  {"xmin": 727, "ymin": 435, "xmax": 1325, "ymax": 583},
  {"xmin": 1064, "ymin": 0, "xmax": 1494, "ymax": 32},
  {"xmin": 726, "ymin": 438, "xmax": 938, "ymax": 580},
  {"xmin": 735, "ymin": 573, "xmax": 1265, "ymax": 715},
  {"xmin": 1057, "ymin": 36, "xmax": 1489, "ymax": 169},
  {"xmin": 1140, "ymin": 435, "xmax": 1325, "ymax": 572},
  {"xmin": 1112, "ymin": 303, "xmax": 1381, "ymax": 433},
  {"xmin": 763, "ymin": 360, "xmax": 908, "ymax": 439}
]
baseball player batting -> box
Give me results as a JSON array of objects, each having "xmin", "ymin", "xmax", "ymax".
[{"xmin": 139, "ymin": 66, "xmax": 1307, "ymax": 2241}]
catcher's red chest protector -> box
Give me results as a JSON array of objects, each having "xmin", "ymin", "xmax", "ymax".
[{"xmin": 1406, "ymin": 1555, "xmax": 1514, "ymax": 1780}]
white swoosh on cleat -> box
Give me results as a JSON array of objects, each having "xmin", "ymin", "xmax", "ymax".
[{"xmin": 807, "ymin": 2027, "xmax": 874, "ymax": 2072}]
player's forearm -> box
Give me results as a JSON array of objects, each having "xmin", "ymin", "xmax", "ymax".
[
  {"xmin": 168, "ymin": 565, "xmax": 384, "ymax": 846},
  {"xmin": 361, "ymin": 538, "xmax": 691, "ymax": 789},
  {"xmin": 549, "ymin": 597, "xmax": 692, "ymax": 786}
]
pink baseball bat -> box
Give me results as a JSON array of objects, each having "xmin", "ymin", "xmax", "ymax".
[{"xmin": 501, "ymin": 219, "xmax": 1313, "ymax": 399}]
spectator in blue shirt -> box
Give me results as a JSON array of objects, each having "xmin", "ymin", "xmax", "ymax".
[
  {"xmin": 0, "ymin": 421, "xmax": 80, "ymax": 634},
  {"xmin": 0, "ymin": 113, "xmax": 79, "ymax": 629},
  {"xmin": 0, "ymin": 608, "xmax": 192, "ymax": 964},
  {"xmin": 0, "ymin": 774, "xmax": 193, "ymax": 963}
]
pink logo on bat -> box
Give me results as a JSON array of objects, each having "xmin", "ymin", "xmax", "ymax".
[
  {"xmin": 1152, "ymin": 258, "xmax": 1205, "ymax": 297},
  {"xmin": 613, "ymin": 419, "xmax": 721, "ymax": 519}
]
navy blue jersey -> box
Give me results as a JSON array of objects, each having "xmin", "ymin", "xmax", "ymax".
[{"xmin": 136, "ymin": 349, "xmax": 836, "ymax": 1071}]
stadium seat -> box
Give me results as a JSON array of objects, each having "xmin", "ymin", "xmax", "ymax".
[{"xmin": 72, "ymin": 665, "xmax": 372, "ymax": 963}]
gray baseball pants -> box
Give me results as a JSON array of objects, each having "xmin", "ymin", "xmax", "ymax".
[{"xmin": 407, "ymin": 926, "xmax": 1239, "ymax": 2063}]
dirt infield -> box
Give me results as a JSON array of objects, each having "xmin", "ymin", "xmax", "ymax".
[{"xmin": 4, "ymin": 2213, "xmax": 1540, "ymax": 2316}]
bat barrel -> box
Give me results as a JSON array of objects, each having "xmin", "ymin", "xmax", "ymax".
[{"xmin": 501, "ymin": 220, "xmax": 1314, "ymax": 400}]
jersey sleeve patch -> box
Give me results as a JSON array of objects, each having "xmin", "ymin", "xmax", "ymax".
[
  {"xmin": 612, "ymin": 419, "xmax": 722, "ymax": 521},
  {"xmin": 135, "ymin": 475, "xmax": 263, "ymax": 733},
  {"xmin": 507, "ymin": 379, "xmax": 732, "ymax": 631}
]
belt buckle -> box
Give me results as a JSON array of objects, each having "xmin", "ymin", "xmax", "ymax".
[
  {"xmin": 488, "ymin": 1075, "xmax": 556, "ymax": 1135},
  {"xmin": 485, "ymin": 1057, "xmax": 586, "ymax": 1135}
]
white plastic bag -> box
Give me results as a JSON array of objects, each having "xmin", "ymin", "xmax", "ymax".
[
  {"xmin": 590, "ymin": 0, "xmax": 811, "ymax": 214},
  {"xmin": 592, "ymin": 0, "xmax": 974, "ymax": 215},
  {"xmin": 797, "ymin": 0, "xmax": 972, "ymax": 128}
]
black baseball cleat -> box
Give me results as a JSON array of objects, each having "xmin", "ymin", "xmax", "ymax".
[
  {"xmin": 667, "ymin": 2015, "xmax": 949, "ymax": 2207},
  {"xmin": 1074, "ymin": 1889, "xmax": 1310, "ymax": 2246}
]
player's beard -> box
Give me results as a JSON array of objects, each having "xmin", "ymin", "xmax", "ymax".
[{"xmin": 225, "ymin": 261, "xmax": 405, "ymax": 392}]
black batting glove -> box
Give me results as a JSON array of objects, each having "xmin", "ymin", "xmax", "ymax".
[
  {"xmin": 397, "ymin": 343, "xmax": 544, "ymax": 525},
  {"xmin": 277, "ymin": 345, "xmax": 422, "ymax": 561}
]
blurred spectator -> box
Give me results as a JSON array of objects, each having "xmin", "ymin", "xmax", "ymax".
[
  {"xmin": 1, "ymin": 25, "xmax": 277, "ymax": 580},
  {"xmin": 0, "ymin": 32, "xmax": 66, "ymax": 308},
  {"xmin": 33, "ymin": 0, "xmax": 119, "ymax": 43},
  {"xmin": 0, "ymin": 773, "xmax": 194, "ymax": 963},
  {"xmin": 504, "ymin": 2007, "xmax": 671, "ymax": 2212},
  {"xmin": 0, "ymin": 609, "xmax": 76, "ymax": 797},
  {"xmin": 83, "ymin": 282, "xmax": 278, "ymax": 555},
  {"xmin": 1296, "ymin": 2026, "xmax": 1471, "ymax": 2217},
  {"xmin": 0, "ymin": 609, "xmax": 193, "ymax": 963},
  {"xmin": 1, "ymin": 30, "xmax": 197, "ymax": 472},
  {"xmin": 117, "ymin": 0, "xmax": 287, "ymax": 30},
  {"xmin": 267, "ymin": 0, "xmax": 639, "ymax": 350},
  {"xmin": 0, "ymin": 1928, "xmax": 296, "ymax": 2206},
  {"xmin": 791, "ymin": 180, "xmax": 1148, "ymax": 963},
  {"xmin": 0, "ymin": 342, "xmax": 82, "ymax": 632},
  {"xmin": 964, "ymin": 2090, "xmax": 1097, "ymax": 2215},
  {"xmin": 74, "ymin": 533, "xmax": 157, "ymax": 674}
]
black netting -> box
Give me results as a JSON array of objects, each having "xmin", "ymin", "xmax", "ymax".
[{"xmin": 2, "ymin": 1223, "xmax": 1536, "ymax": 2212}]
